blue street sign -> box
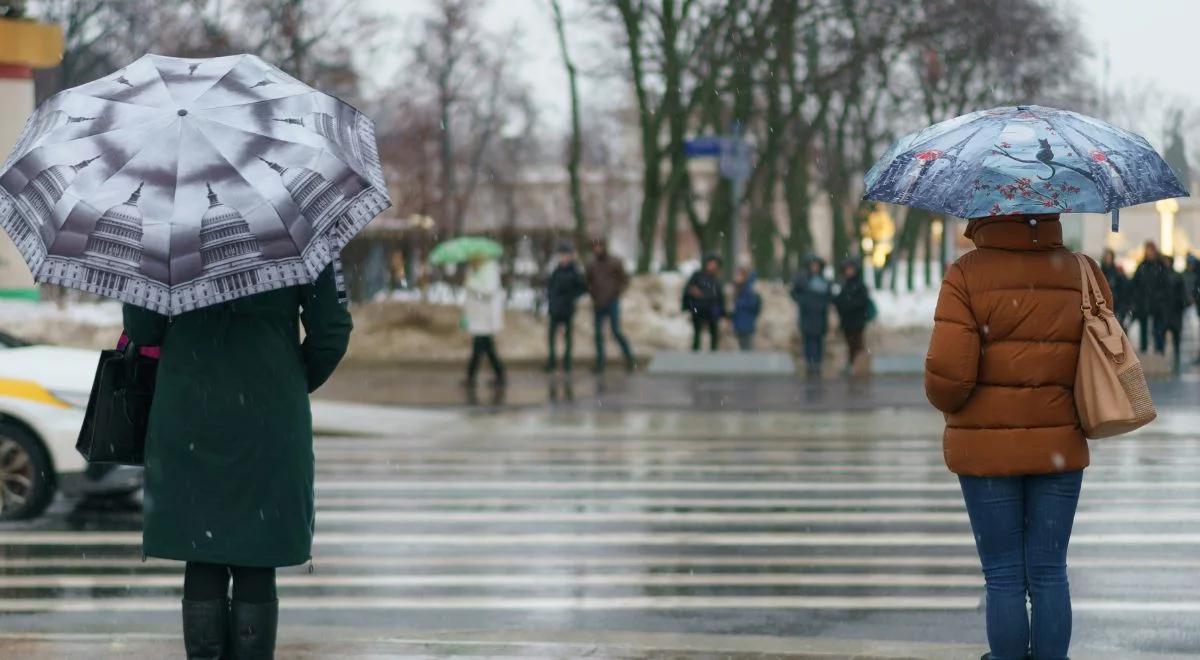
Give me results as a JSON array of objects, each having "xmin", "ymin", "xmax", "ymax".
[{"xmin": 683, "ymin": 136, "xmax": 723, "ymax": 158}]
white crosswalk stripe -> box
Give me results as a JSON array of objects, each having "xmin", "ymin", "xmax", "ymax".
[{"xmin": 2, "ymin": 412, "xmax": 1199, "ymax": 615}]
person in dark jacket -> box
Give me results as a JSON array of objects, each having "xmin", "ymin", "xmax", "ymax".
[
  {"xmin": 1189, "ymin": 255, "xmax": 1200, "ymax": 364},
  {"xmin": 586, "ymin": 240, "xmax": 636, "ymax": 372},
  {"xmin": 545, "ymin": 242, "xmax": 588, "ymax": 373},
  {"xmin": 791, "ymin": 256, "xmax": 832, "ymax": 376},
  {"xmin": 833, "ymin": 259, "xmax": 873, "ymax": 374},
  {"xmin": 122, "ymin": 264, "xmax": 351, "ymax": 660},
  {"xmin": 1100, "ymin": 249, "xmax": 1130, "ymax": 328},
  {"xmin": 1131, "ymin": 242, "xmax": 1172, "ymax": 354},
  {"xmin": 1162, "ymin": 261, "xmax": 1190, "ymax": 374},
  {"xmin": 682, "ymin": 254, "xmax": 726, "ymax": 351},
  {"xmin": 730, "ymin": 267, "xmax": 762, "ymax": 351}
]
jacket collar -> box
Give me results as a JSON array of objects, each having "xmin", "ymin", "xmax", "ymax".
[{"xmin": 966, "ymin": 214, "xmax": 1063, "ymax": 251}]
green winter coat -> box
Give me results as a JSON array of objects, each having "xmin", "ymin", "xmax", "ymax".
[{"xmin": 122, "ymin": 265, "xmax": 351, "ymax": 567}]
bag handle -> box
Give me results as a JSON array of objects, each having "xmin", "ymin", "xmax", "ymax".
[
  {"xmin": 1075, "ymin": 253, "xmax": 1127, "ymax": 362},
  {"xmin": 1074, "ymin": 253, "xmax": 1109, "ymax": 317}
]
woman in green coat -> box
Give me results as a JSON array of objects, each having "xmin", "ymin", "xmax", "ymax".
[{"xmin": 122, "ymin": 264, "xmax": 351, "ymax": 660}]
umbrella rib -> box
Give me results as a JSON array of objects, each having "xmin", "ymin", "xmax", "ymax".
[
  {"xmin": 194, "ymin": 109, "xmax": 370, "ymax": 182},
  {"xmin": 196, "ymin": 90, "xmax": 313, "ymax": 112}
]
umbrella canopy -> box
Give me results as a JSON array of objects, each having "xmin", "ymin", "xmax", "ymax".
[
  {"xmin": 863, "ymin": 105, "xmax": 1187, "ymax": 222},
  {"xmin": 429, "ymin": 237, "xmax": 503, "ymax": 266},
  {"xmin": 0, "ymin": 53, "xmax": 390, "ymax": 315}
]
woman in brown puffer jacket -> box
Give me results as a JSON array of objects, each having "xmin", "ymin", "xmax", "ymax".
[{"xmin": 926, "ymin": 213, "xmax": 1110, "ymax": 660}]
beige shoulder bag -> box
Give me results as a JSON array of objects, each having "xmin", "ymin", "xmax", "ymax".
[{"xmin": 1073, "ymin": 253, "xmax": 1156, "ymax": 438}]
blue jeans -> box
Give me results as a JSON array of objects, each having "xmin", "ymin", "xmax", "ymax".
[
  {"xmin": 959, "ymin": 470, "xmax": 1083, "ymax": 660},
  {"xmin": 593, "ymin": 300, "xmax": 634, "ymax": 369}
]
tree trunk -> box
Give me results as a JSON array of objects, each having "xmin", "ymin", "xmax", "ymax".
[
  {"xmin": 783, "ymin": 139, "xmax": 813, "ymax": 276},
  {"xmin": 549, "ymin": 0, "xmax": 589, "ymax": 250},
  {"xmin": 635, "ymin": 138, "xmax": 663, "ymax": 273}
]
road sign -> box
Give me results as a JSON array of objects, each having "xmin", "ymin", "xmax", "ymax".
[{"xmin": 683, "ymin": 136, "xmax": 723, "ymax": 158}]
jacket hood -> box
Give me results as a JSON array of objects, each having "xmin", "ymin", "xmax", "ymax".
[{"xmin": 965, "ymin": 214, "xmax": 1063, "ymax": 251}]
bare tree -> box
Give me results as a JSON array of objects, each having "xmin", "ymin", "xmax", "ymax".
[{"xmin": 548, "ymin": 0, "xmax": 589, "ymax": 250}]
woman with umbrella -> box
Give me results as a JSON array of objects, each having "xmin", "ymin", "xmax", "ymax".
[
  {"xmin": 865, "ymin": 105, "xmax": 1184, "ymax": 660},
  {"xmin": 0, "ymin": 54, "xmax": 391, "ymax": 658},
  {"xmin": 431, "ymin": 237, "xmax": 507, "ymax": 387}
]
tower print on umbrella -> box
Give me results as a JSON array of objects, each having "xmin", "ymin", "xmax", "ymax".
[
  {"xmin": 6, "ymin": 156, "xmax": 100, "ymax": 256},
  {"xmin": 259, "ymin": 157, "xmax": 347, "ymax": 240},
  {"xmin": 5, "ymin": 113, "xmax": 96, "ymax": 169},
  {"xmin": 274, "ymin": 111, "xmax": 369, "ymax": 176}
]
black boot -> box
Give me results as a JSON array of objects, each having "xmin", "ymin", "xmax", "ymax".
[
  {"xmin": 182, "ymin": 598, "xmax": 227, "ymax": 660},
  {"xmin": 229, "ymin": 599, "xmax": 278, "ymax": 659}
]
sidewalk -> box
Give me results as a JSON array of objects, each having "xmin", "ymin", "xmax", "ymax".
[{"xmin": 2, "ymin": 629, "xmax": 1192, "ymax": 660}]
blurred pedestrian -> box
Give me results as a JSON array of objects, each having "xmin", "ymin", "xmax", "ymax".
[
  {"xmin": 1131, "ymin": 241, "xmax": 1171, "ymax": 354},
  {"xmin": 1189, "ymin": 255, "xmax": 1200, "ymax": 364},
  {"xmin": 925, "ymin": 213, "xmax": 1099, "ymax": 660},
  {"xmin": 586, "ymin": 240, "xmax": 636, "ymax": 373},
  {"xmin": 122, "ymin": 265, "xmax": 351, "ymax": 660},
  {"xmin": 730, "ymin": 266, "xmax": 762, "ymax": 351},
  {"xmin": 682, "ymin": 253, "xmax": 726, "ymax": 352},
  {"xmin": 1162, "ymin": 260, "xmax": 1190, "ymax": 374},
  {"xmin": 833, "ymin": 258, "xmax": 873, "ymax": 375},
  {"xmin": 790, "ymin": 256, "xmax": 831, "ymax": 376},
  {"xmin": 463, "ymin": 255, "xmax": 506, "ymax": 387},
  {"xmin": 1100, "ymin": 248, "xmax": 1130, "ymax": 328},
  {"xmin": 545, "ymin": 242, "xmax": 588, "ymax": 373}
]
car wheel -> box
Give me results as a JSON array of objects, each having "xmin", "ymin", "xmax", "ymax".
[{"xmin": 0, "ymin": 421, "xmax": 55, "ymax": 521}]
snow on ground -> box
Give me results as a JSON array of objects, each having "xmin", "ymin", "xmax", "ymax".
[{"xmin": 0, "ymin": 275, "xmax": 940, "ymax": 365}]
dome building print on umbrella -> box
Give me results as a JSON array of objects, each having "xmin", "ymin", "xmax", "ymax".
[{"xmin": 0, "ymin": 53, "xmax": 390, "ymax": 660}]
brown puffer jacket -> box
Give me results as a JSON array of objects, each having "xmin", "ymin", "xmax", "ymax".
[{"xmin": 925, "ymin": 214, "xmax": 1110, "ymax": 477}]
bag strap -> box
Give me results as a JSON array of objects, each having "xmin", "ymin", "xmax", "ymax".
[
  {"xmin": 1074, "ymin": 253, "xmax": 1108, "ymax": 317},
  {"xmin": 1075, "ymin": 253, "xmax": 1128, "ymax": 362}
]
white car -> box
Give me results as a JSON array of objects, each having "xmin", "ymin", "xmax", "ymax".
[{"xmin": 0, "ymin": 332, "xmax": 141, "ymax": 520}]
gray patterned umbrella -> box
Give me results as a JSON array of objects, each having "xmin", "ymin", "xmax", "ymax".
[{"xmin": 0, "ymin": 53, "xmax": 390, "ymax": 315}]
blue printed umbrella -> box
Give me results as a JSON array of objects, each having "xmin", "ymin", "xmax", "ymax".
[{"xmin": 863, "ymin": 105, "xmax": 1187, "ymax": 228}]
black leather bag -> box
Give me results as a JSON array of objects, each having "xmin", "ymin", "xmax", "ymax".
[{"xmin": 76, "ymin": 344, "xmax": 157, "ymax": 466}]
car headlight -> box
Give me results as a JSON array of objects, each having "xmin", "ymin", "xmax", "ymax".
[{"xmin": 49, "ymin": 390, "xmax": 91, "ymax": 409}]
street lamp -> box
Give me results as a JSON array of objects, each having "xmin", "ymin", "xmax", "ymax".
[
  {"xmin": 863, "ymin": 205, "xmax": 895, "ymax": 269},
  {"xmin": 1155, "ymin": 198, "xmax": 1180, "ymax": 266}
]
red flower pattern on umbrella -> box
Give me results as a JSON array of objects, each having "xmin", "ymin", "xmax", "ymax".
[{"xmin": 915, "ymin": 150, "xmax": 942, "ymax": 162}]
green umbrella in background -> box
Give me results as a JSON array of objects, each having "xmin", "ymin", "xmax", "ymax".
[{"xmin": 429, "ymin": 236, "xmax": 503, "ymax": 266}]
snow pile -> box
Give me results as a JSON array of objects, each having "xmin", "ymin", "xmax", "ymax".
[
  {"xmin": 0, "ymin": 299, "xmax": 123, "ymax": 348},
  {"xmin": 346, "ymin": 274, "xmax": 938, "ymax": 364},
  {"xmin": 0, "ymin": 274, "xmax": 940, "ymax": 365}
]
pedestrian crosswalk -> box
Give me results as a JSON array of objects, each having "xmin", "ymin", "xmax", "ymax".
[{"xmin": 4, "ymin": 408, "xmax": 1200, "ymax": 620}]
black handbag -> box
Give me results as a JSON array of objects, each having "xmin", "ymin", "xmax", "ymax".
[{"xmin": 76, "ymin": 343, "xmax": 158, "ymax": 466}]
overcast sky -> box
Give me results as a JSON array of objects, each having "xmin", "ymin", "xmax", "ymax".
[{"xmin": 364, "ymin": 0, "xmax": 1200, "ymax": 137}]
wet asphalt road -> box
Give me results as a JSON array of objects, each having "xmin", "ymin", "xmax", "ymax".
[{"xmin": 2, "ymin": 373, "xmax": 1200, "ymax": 658}]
